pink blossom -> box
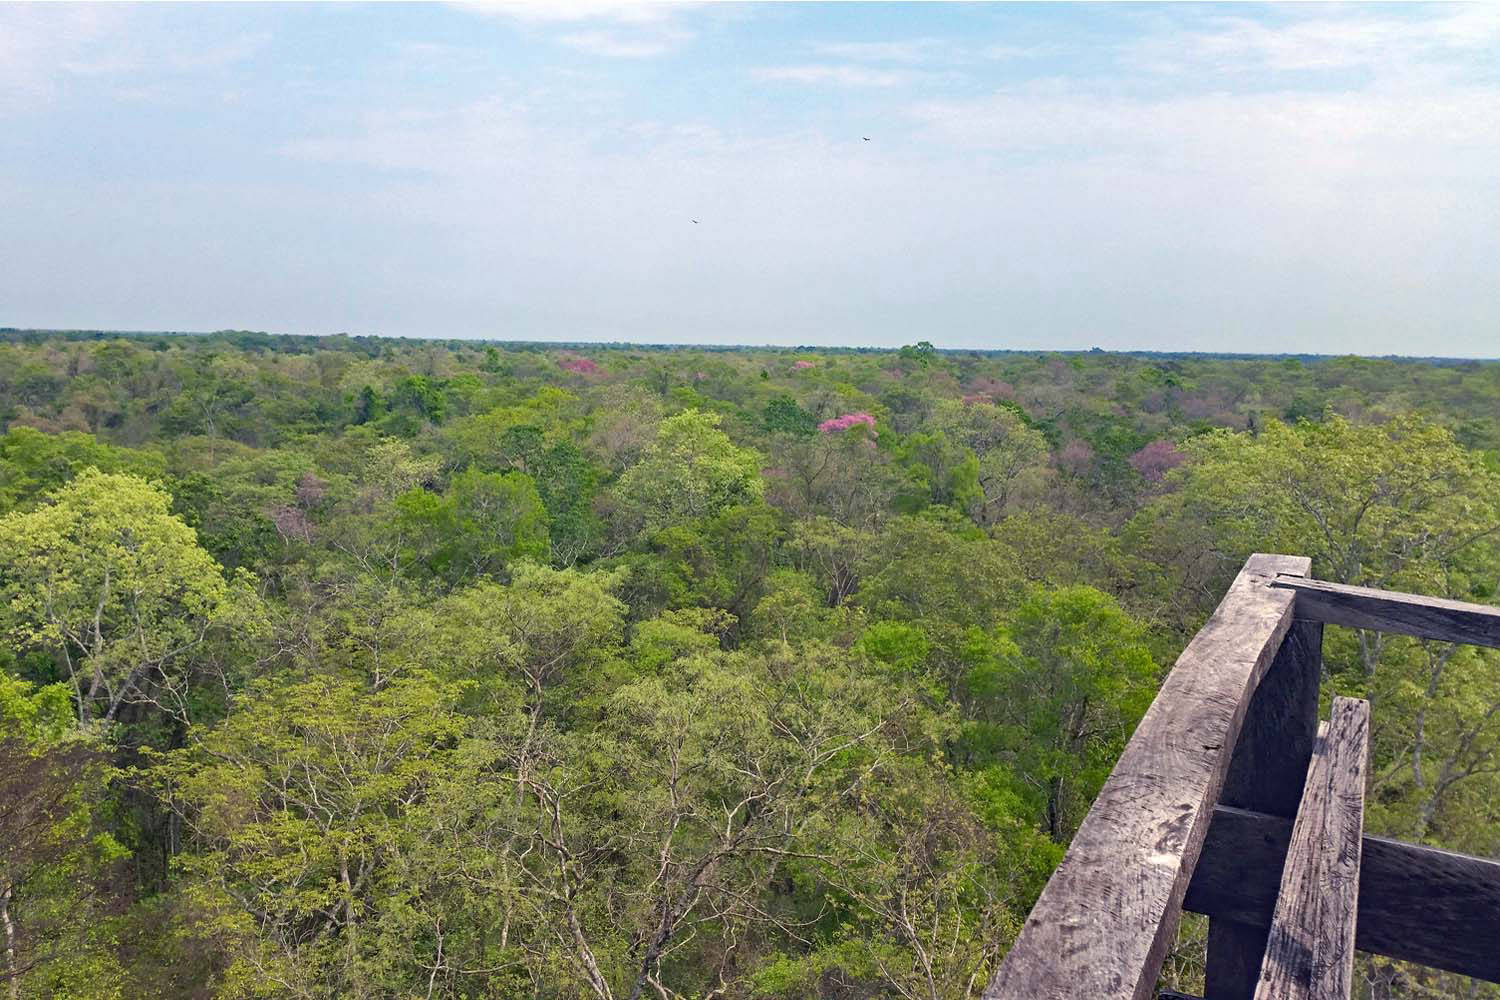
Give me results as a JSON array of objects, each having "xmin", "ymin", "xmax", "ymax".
[
  {"xmin": 792, "ymin": 360, "xmax": 816, "ymax": 370},
  {"xmin": 818, "ymin": 412, "xmax": 877, "ymax": 434},
  {"xmin": 1057, "ymin": 440, "xmax": 1094, "ymax": 475},
  {"xmin": 1129, "ymin": 439, "xmax": 1187, "ymax": 482},
  {"xmin": 559, "ymin": 357, "xmax": 600, "ymax": 374}
]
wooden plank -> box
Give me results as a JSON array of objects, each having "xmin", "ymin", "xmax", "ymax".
[
  {"xmin": 1206, "ymin": 619, "xmax": 1322, "ymax": 1000},
  {"xmin": 982, "ymin": 554, "xmax": 1309, "ymax": 1000},
  {"xmin": 1186, "ymin": 805, "xmax": 1500, "ymax": 983},
  {"xmin": 1271, "ymin": 575, "xmax": 1500, "ymax": 649},
  {"xmin": 1252, "ymin": 698, "xmax": 1370, "ymax": 1000}
]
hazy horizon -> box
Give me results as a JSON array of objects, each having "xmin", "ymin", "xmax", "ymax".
[{"xmin": 3, "ymin": 2, "xmax": 1498, "ymax": 356}]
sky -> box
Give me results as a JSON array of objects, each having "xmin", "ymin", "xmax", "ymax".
[{"xmin": 1, "ymin": 2, "xmax": 1497, "ymax": 356}]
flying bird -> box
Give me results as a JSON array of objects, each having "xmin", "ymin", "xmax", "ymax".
[
  {"xmin": 863, "ymin": 136, "xmax": 870, "ymax": 141},
  {"xmin": 691, "ymin": 219, "xmax": 699, "ymax": 224}
]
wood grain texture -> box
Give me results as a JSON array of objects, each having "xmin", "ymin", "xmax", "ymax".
[
  {"xmin": 1252, "ymin": 698, "xmax": 1370, "ymax": 1000},
  {"xmin": 1271, "ymin": 575, "xmax": 1500, "ymax": 649},
  {"xmin": 1206, "ymin": 619, "xmax": 1322, "ymax": 1000},
  {"xmin": 983, "ymin": 554, "xmax": 1309, "ymax": 1000},
  {"xmin": 1186, "ymin": 805, "xmax": 1500, "ymax": 983}
]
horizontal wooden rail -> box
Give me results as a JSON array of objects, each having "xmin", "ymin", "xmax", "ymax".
[
  {"xmin": 983, "ymin": 554, "xmax": 1309, "ymax": 1000},
  {"xmin": 1185, "ymin": 806, "xmax": 1500, "ymax": 982},
  {"xmin": 1271, "ymin": 575, "xmax": 1500, "ymax": 649}
]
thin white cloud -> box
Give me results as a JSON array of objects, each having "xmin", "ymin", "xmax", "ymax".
[
  {"xmin": 752, "ymin": 64, "xmax": 916, "ymax": 88},
  {"xmin": 907, "ymin": 85, "xmax": 1500, "ymax": 171},
  {"xmin": 461, "ymin": 1, "xmax": 694, "ymax": 24},
  {"xmin": 462, "ymin": 0, "xmax": 699, "ymax": 57},
  {"xmin": 0, "ymin": 4, "xmax": 266, "ymax": 114},
  {"xmin": 1130, "ymin": 6, "xmax": 1500, "ymax": 77},
  {"xmin": 557, "ymin": 27, "xmax": 691, "ymax": 58},
  {"xmin": 809, "ymin": 39, "xmax": 942, "ymax": 64},
  {"xmin": 981, "ymin": 42, "xmax": 1054, "ymax": 61}
]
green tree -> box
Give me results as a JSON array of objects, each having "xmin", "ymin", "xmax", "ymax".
[
  {"xmin": 157, "ymin": 672, "xmax": 470, "ymax": 999},
  {"xmin": 0, "ymin": 427, "xmax": 165, "ymax": 514},
  {"xmin": 762, "ymin": 395, "xmax": 817, "ymax": 436},
  {"xmin": 394, "ymin": 468, "xmax": 550, "ymax": 584},
  {"xmin": 961, "ymin": 586, "xmax": 1156, "ymax": 840},
  {"xmin": 0, "ymin": 469, "xmax": 246, "ymax": 725},
  {"xmin": 615, "ymin": 409, "xmax": 764, "ymax": 533},
  {"xmin": 929, "ymin": 400, "xmax": 1050, "ymax": 521},
  {"xmin": 0, "ymin": 674, "xmax": 126, "ymax": 999}
]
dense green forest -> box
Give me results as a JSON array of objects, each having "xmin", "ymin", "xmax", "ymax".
[{"xmin": 2, "ymin": 330, "xmax": 1497, "ymax": 999}]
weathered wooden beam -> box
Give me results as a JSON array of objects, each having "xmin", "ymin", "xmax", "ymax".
[
  {"xmin": 1186, "ymin": 806, "xmax": 1500, "ymax": 983},
  {"xmin": 982, "ymin": 554, "xmax": 1309, "ymax": 1000},
  {"xmin": 1206, "ymin": 618, "xmax": 1322, "ymax": 1000},
  {"xmin": 1271, "ymin": 575, "xmax": 1500, "ymax": 649},
  {"xmin": 1252, "ymin": 698, "xmax": 1369, "ymax": 1000}
]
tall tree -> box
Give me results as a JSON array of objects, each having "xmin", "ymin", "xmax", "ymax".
[
  {"xmin": 0, "ymin": 469, "xmax": 247, "ymax": 725},
  {"xmin": 615, "ymin": 410, "xmax": 764, "ymax": 534}
]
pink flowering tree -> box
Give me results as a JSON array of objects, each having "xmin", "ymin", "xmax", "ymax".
[
  {"xmin": 1057, "ymin": 440, "xmax": 1094, "ymax": 476},
  {"xmin": 818, "ymin": 412, "xmax": 877, "ymax": 435},
  {"xmin": 1128, "ymin": 439, "xmax": 1187, "ymax": 483}
]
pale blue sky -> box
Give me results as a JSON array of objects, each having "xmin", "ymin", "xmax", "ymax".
[{"xmin": 2, "ymin": 2, "xmax": 1497, "ymax": 355}]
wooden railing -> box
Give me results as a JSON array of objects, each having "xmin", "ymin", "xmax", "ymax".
[{"xmin": 983, "ymin": 554, "xmax": 1500, "ymax": 1000}]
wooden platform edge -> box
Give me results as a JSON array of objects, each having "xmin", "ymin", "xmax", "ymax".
[
  {"xmin": 982, "ymin": 554, "xmax": 1308, "ymax": 1000},
  {"xmin": 1271, "ymin": 575, "xmax": 1500, "ymax": 649},
  {"xmin": 1251, "ymin": 698, "xmax": 1369, "ymax": 1000}
]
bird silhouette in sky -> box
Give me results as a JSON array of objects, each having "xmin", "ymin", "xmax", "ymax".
[
  {"xmin": 691, "ymin": 219, "xmax": 699, "ymax": 224},
  {"xmin": 863, "ymin": 136, "xmax": 870, "ymax": 141}
]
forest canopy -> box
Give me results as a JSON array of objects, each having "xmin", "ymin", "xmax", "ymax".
[{"xmin": 1, "ymin": 331, "xmax": 1498, "ymax": 999}]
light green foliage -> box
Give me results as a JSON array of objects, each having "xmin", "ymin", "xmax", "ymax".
[
  {"xmin": 857, "ymin": 512, "xmax": 1019, "ymax": 627},
  {"xmin": 1, "ymin": 675, "xmax": 128, "ymax": 1000},
  {"xmin": 160, "ymin": 672, "xmax": 471, "ymax": 998},
  {"xmin": 962, "ymin": 586, "xmax": 1156, "ymax": 839},
  {"xmin": 1162, "ymin": 414, "xmax": 1500, "ymax": 591},
  {"xmin": 394, "ymin": 468, "xmax": 550, "ymax": 583},
  {"xmin": 648, "ymin": 501, "xmax": 782, "ymax": 625},
  {"xmin": 0, "ymin": 427, "xmax": 165, "ymax": 514},
  {"xmin": 4, "ymin": 332, "xmax": 1499, "ymax": 1000},
  {"xmin": 1361, "ymin": 638, "xmax": 1500, "ymax": 850},
  {"xmin": 416, "ymin": 562, "xmax": 627, "ymax": 708},
  {"xmin": 0, "ymin": 469, "xmax": 241, "ymax": 725},
  {"xmin": 930, "ymin": 399, "xmax": 1050, "ymax": 520},
  {"xmin": 0, "ymin": 672, "xmax": 75, "ymax": 744},
  {"xmin": 628, "ymin": 606, "xmax": 731, "ymax": 672},
  {"xmin": 615, "ymin": 408, "xmax": 764, "ymax": 532},
  {"xmin": 748, "ymin": 569, "xmax": 840, "ymax": 645}
]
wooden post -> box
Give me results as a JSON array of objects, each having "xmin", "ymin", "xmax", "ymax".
[
  {"xmin": 1252, "ymin": 698, "xmax": 1370, "ymax": 1000},
  {"xmin": 1205, "ymin": 616, "xmax": 1322, "ymax": 1000}
]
